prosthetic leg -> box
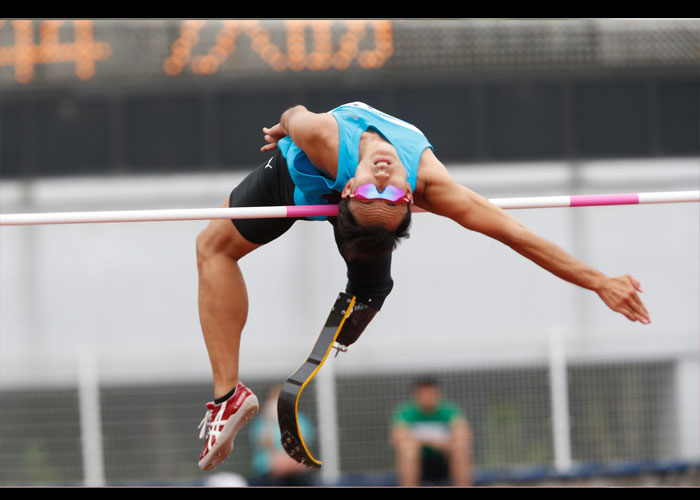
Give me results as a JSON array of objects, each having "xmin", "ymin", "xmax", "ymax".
[{"xmin": 277, "ymin": 292, "xmax": 378, "ymax": 468}]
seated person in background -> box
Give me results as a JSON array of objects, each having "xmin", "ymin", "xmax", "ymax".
[{"xmin": 390, "ymin": 377, "xmax": 473, "ymax": 486}]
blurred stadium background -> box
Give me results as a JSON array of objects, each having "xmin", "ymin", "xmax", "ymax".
[{"xmin": 0, "ymin": 19, "xmax": 698, "ymax": 487}]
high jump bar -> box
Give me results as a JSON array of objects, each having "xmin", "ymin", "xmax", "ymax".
[{"xmin": 0, "ymin": 190, "xmax": 698, "ymax": 226}]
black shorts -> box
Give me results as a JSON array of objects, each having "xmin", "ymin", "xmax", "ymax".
[
  {"xmin": 228, "ymin": 150, "xmax": 394, "ymax": 309},
  {"xmin": 229, "ymin": 151, "xmax": 297, "ymax": 245}
]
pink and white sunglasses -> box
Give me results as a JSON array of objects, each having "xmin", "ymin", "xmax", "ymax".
[{"xmin": 348, "ymin": 183, "xmax": 411, "ymax": 204}]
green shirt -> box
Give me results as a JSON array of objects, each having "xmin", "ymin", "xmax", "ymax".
[{"xmin": 392, "ymin": 400, "xmax": 464, "ymax": 456}]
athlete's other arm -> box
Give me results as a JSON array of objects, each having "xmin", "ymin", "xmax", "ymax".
[{"xmin": 414, "ymin": 149, "xmax": 651, "ymax": 325}]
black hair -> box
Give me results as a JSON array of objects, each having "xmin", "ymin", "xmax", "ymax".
[
  {"xmin": 414, "ymin": 376, "xmax": 439, "ymax": 389},
  {"xmin": 333, "ymin": 197, "xmax": 411, "ymax": 261}
]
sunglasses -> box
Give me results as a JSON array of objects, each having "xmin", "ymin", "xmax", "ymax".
[{"xmin": 349, "ymin": 183, "xmax": 411, "ymax": 204}]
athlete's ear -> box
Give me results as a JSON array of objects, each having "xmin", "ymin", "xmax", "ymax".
[
  {"xmin": 341, "ymin": 179, "xmax": 355, "ymax": 199},
  {"xmin": 403, "ymin": 181, "xmax": 414, "ymax": 203}
]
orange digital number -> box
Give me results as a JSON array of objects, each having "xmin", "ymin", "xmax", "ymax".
[
  {"xmin": 0, "ymin": 20, "xmax": 111, "ymax": 83},
  {"xmin": 163, "ymin": 20, "xmax": 395, "ymax": 76}
]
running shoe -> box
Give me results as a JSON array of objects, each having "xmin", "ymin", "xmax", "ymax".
[{"xmin": 197, "ymin": 381, "xmax": 259, "ymax": 470}]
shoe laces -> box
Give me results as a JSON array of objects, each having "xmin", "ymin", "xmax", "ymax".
[{"xmin": 198, "ymin": 402, "xmax": 225, "ymax": 440}]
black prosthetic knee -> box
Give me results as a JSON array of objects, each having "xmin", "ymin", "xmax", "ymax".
[{"xmin": 333, "ymin": 299, "xmax": 379, "ymax": 353}]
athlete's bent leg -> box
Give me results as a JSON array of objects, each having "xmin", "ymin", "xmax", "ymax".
[
  {"xmin": 196, "ymin": 198, "xmax": 262, "ymax": 399},
  {"xmin": 196, "ymin": 152, "xmax": 297, "ymax": 470}
]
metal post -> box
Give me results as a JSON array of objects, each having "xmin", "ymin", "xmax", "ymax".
[
  {"xmin": 549, "ymin": 328, "xmax": 573, "ymax": 473},
  {"xmin": 315, "ymin": 342, "xmax": 342, "ymax": 484},
  {"xmin": 78, "ymin": 347, "xmax": 106, "ymax": 486}
]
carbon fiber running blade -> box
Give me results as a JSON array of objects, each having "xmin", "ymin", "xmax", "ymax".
[{"xmin": 277, "ymin": 292, "xmax": 356, "ymax": 469}]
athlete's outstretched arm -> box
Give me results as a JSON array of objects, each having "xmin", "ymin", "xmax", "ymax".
[{"xmin": 415, "ymin": 150, "xmax": 651, "ymax": 325}]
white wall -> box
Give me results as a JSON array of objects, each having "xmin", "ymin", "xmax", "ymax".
[{"xmin": 1, "ymin": 159, "xmax": 698, "ymax": 388}]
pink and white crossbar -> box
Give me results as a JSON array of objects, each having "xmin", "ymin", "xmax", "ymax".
[{"xmin": 1, "ymin": 190, "xmax": 698, "ymax": 226}]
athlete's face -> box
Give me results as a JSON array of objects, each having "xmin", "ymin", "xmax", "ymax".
[{"xmin": 341, "ymin": 141, "xmax": 413, "ymax": 230}]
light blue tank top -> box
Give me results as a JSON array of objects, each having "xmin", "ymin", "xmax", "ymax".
[{"xmin": 277, "ymin": 102, "xmax": 433, "ymax": 220}]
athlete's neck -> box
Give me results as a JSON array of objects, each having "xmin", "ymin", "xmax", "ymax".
[{"xmin": 358, "ymin": 130, "xmax": 391, "ymax": 160}]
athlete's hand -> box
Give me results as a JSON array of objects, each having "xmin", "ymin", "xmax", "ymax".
[
  {"xmin": 596, "ymin": 274, "xmax": 651, "ymax": 325},
  {"xmin": 261, "ymin": 123, "xmax": 286, "ymax": 152}
]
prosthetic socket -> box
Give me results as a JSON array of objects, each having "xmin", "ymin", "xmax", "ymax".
[{"xmin": 333, "ymin": 298, "xmax": 379, "ymax": 354}]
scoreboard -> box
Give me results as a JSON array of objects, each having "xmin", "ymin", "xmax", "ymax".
[
  {"xmin": 2, "ymin": 19, "xmax": 698, "ymax": 91},
  {"xmin": 0, "ymin": 20, "xmax": 404, "ymax": 89}
]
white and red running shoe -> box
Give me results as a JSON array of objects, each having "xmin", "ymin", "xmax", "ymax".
[{"xmin": 197, "ymin": 382, "xmax": 259, "ymax": 470}]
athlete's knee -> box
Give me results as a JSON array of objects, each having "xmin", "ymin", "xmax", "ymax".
[
  {"xmin": 196, "ymin": 222, "xmax": 224, "ymax": 264},
  {"xmin": 344, "ymin": 254, "xmax": 394, "ymax": 310},
  {"xmin": 196, "ymin": 218, "xmax": 259, "ymax": 267},
  {"xmin": 346, "ymin": 279, "xmax": 393, "ymax": 310}
]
